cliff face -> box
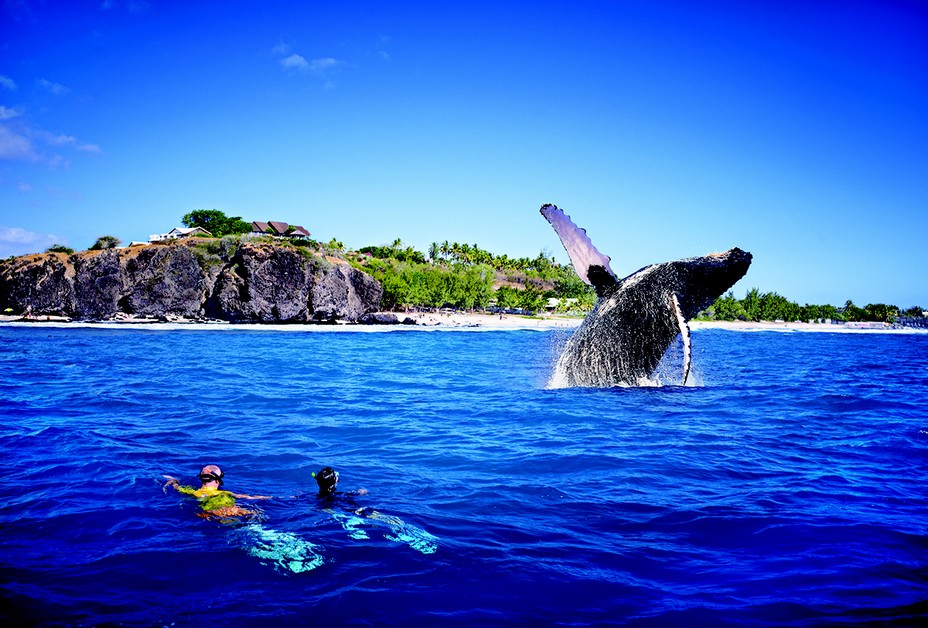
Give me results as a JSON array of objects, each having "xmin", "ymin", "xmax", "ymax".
[{"xmin": 0, "ymin": 240, "xmax": 383, "ymax": 323}]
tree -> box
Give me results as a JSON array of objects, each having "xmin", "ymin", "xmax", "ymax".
[
  {"xmin": 518, "ymin": 284, "xmax": 546, "ymax": 313},
  {"xmin": 46, "ymin": 244, "xmax": 74, "ymax": 255},
  {"xmin": 89, "ymin": 235, "xmax": 121, "ymax": 250},
  {"xmin": 757, "ymin": 291, "xmax": 800, "ymax": 321},
  {"xmin": 864, "ymin": 303, "xmax": 897, "ymax": 323},
  {"xmin": 742, "ymin": 287, "xmax": 761, "ymax": 321},
  {"xmin": 842, "ymin": 300, "xmax": 865, "ymax": 322},
  {"xmin": 713, "ymin": 291, "xmax": 747, "ymax": 320},
  {"xmin": 181, "ymin": 209, "xmax": 252, "ymax": 237}
]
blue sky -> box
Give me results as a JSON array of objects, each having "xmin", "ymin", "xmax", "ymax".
[{"xmin": 1, "ymin": 1, "xmax": 925, "ymax": 307}]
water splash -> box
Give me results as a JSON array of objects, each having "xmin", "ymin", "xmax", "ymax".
[{"xmin": 547, "ymin": 328, "xmax": 698, "ymax": 389}]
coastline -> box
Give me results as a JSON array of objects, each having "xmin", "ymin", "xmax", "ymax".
[
  {"xmin": 1, "ymin": 312, "xmax": 925, "ymax": 333},
  {"xmin": 689, "ymin": 319, "xmax": 927, "ymax": 334}
]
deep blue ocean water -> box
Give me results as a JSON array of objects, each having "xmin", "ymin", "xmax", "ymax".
[{"xmin": 1, "ymin": 324, "xmax": 927, "ymax": 626}]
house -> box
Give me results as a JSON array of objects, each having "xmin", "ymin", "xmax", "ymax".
[
  {"xmin": 148, "ymin": 226, "xmax": 213, "ymax": 242},
  {"xmin": 251, "ymin": 220, "xmax": 311, "ymax": 239}
]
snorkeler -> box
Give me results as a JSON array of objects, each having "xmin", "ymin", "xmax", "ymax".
[
  {"xmin": 164, "ymin": 466, "xmax": 324, "ymax": 573},
  {"xmin": 313, "ymin": 466, "xmax": 367, "ymax": 499},
  {"xmin": 310, "ymin": 466, "xmax": 437, "ymax": 554},
  {"xmin": 163, "ymin": 465, "xmax": 271, "ymax": 520}
]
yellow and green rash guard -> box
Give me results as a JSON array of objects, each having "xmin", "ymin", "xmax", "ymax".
[{"xmin": 177, "ymin": 485, "xmax": 237, "ymax": 511}]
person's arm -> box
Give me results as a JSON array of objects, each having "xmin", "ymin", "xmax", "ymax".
[
  {"xmin": 232, "ymin": 492, "xmax": 272, "ymax": 500},
  {"xmin": 163, "ymin": 475, "xmax": 196, "ymax": 495}
]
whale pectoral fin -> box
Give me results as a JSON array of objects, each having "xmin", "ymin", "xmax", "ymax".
[
  {"xmin": 670, "ymin": 293, "xmax": 692, "ymax": 384},
  {"xmin": 540, "ymin": 204, "xmax": 617, "ymax": 297}
]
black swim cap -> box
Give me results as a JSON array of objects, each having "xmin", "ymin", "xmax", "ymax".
[{"xmin": 314, "ymin": 467, "xmax": 338, "ymax": 494}]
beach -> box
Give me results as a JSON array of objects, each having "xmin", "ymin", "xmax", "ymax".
[
  {"xmin": 401, "ymin": 311, "xmax": 583, "ymax": 329},
  {"xmin": 1, "ymin": 311, "xmax": 924, "ymax": 333}
]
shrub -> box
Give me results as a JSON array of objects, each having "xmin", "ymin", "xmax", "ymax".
[{"xmin": 89, "ymin": 235, "xmax": 121, "ymax": 250}]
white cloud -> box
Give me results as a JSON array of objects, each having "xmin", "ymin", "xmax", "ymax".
[
  {"xmin": 272, "ymin": 42, "xmax": 292, "ymax": 56},
  {"xmin": 307, "ymin": 58, "xmax": 340, "ymax": 74},
  {"xmin": 0, "ymin": 226, "xmax": 63, "ymax": 257},
  {"xmin": 0, "ymin": 123, "xmax": 101, "ymax": 163},
  {"xmin": 281, "ymin": 53, "xmax": 310, "ymax": 70},
  {"xmin": 38, "ymin": 131, "xmax": 102, "ymax": 154},
  {"xmin": 17, "ymin": 183, "xmax": 33, "ymax": 193},
  {"xmin": 37, "ymin": 79, "xmax": 69, "ymax": 95},
  {"xmin": 0, "ymin": 106, "xmax": 23, "ymax": 120},
  {"xmin": 0, "ymin": 75, "xmax": 16, "ymax": 91},
  {"xmin": 0, "ymin": 125, "xmax": 38, "ymax": 161},
  {"xmin": 377, "ymin": 35, "xmax": 392, "ymax": 61},
  {"xmin": 44, "ymin": 133, "xmax": 77, "ymax": 147},
  {"xmin": 278, "ymin": 50, "xmax": 342, "ymax": 75}
]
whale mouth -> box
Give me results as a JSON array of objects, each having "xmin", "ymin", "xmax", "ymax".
[{"xmin": 706, "ymin": 248, "xmax": 752, "ymax": 262}]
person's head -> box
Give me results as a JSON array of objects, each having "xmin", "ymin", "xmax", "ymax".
[
  {"xmin": 313, "ymin": 467, "xmax": 338, "ymax": 495},
  {"xmin": 199, "ymin": 465, "xmax": 224, "ymax": 487}
]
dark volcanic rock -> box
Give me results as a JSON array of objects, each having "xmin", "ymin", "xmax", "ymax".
[
  {"xmin": 358, "ymin": 312, "xmax": 418, "ymax": 325},
  {"xmin": 0, "ymin": 240, "xmax": 383, "ymax": 323},
  {"xmin": 211, "ymin": 243, "xmax": 313, "ymax": 322},
  {"xmin": 123, "ymin": 245, "xmax": 213, "ymax": 318},
  {"xmin": 0, "ymin": 253, "xmax": 73, "ymax": 315},
  {"xmin": 359, "ymin": 312, "xmax": 400, "ymax": 325},
  {"xmin": 72, "ymin": 250, "xmax": 125, "ymax": 320},
  {"xmin": 310, "ymin": 262, "xmax": 383, "ymax": 322}
]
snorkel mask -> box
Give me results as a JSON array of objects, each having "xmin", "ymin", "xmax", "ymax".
[{"xmin": 198, "ymin": 469, "xmax": 225, "ymax": 486}]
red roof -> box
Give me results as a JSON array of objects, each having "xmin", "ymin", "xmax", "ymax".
[
  {"xmin": 250, "ymin": 220, "xmax": 310, "ymax": 238},
  {"xmin": 268, "ymin": 221, "xmax": 290, "ymax": 235}
]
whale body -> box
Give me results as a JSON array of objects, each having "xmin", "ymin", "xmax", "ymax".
[{"xmin": 541, "ymin": 204, "xmax": 752, "ymax": 387}]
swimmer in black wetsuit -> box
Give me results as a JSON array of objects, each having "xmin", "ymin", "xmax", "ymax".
[
  {"xmin": 310, "ymin": 466, "xmax": 437, "ymax": 553},
  {"xmin": 313, "ymin": 466, "xmax": 368, "ymax": 499}
]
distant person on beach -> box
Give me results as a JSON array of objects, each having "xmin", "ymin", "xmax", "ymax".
[{"xmin": 163, "ymin": 464, "xmax": 270, "ymax": 519}]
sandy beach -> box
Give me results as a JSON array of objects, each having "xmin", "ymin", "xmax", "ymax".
[
  {"xmin": 1, "ymin": 312, "xmax": 924, "ymax": 333},
  {"xmin": 402, "ymin": 311, "xmax": 583, "ymax": 329}
]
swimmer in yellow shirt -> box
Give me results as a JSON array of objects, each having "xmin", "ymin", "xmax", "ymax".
[{"xmin": 164, "ymin": 465, "xmax": 270, "ymax": 519}]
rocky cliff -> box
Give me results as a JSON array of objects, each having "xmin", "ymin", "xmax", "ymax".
[{"xmin": 0, "ymin": 239, "xmax": 383, "ymax": 323}]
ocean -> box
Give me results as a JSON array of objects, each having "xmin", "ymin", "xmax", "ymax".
[{"xmin": 1, "ymin": 324, "xmax": 926, "ymax": 626}]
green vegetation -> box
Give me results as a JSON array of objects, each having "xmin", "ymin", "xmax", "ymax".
[
  {"xmin": 46, "ymin": 244, "xmax": 74, "ymax": 255},
  {"xmin": 50, "ymin": 206, "xmax": 923, "ymax": 324},
  {"xmin": 182, "ymin": 209, "xmax": 252, "ymax": 237},
  {"xmin": 351, "ymin": 239, "xmax": 596, "ymax": 313},
  {"xmin": 700, "ymin": 288, "xmax": 921, "ymax": 324},
  {"xmin": 89, "ymin": 235, "xmax": 122, "ymax": 250}
]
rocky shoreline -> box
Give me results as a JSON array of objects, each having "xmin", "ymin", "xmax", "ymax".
[{"xmin": 0, "ymin": 240, "xmax": 383, "ymax": 324}]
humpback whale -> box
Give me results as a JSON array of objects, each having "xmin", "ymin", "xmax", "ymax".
[{"xmin": 541, "ymin": 204, "xmax": 752, "ymax": 387}]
